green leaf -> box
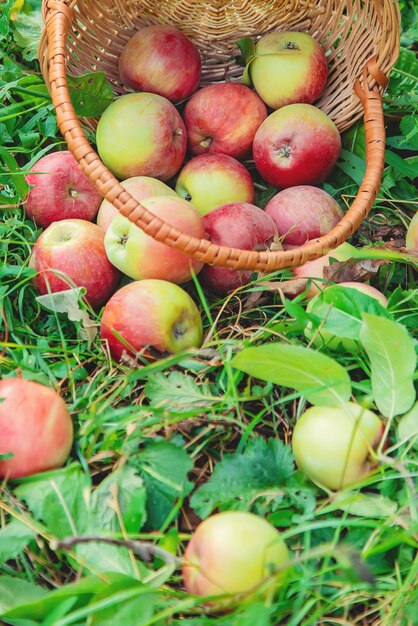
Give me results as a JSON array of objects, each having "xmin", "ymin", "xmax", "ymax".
[
  {"xmin": 359, "ymin": 314, "xmax": 416, "ymax": 418},
  {"xmin": 67, "ymin": 72, "xmax": 114, "ymax": 117},
  {"xmin": 90, "ymin": 589, "xmax": 158, "ymax": 626},
  {"xmin": 0, "ymin": 520, "xmax": 36, "ymax": 562},
  {"xmin": 191, "ymin": 438, "xmax": 294, "ymax": 518},
  {"xmin": 134, "ymin": 441, "xmax": 193, "ymax": 530},
  {"xmin": 144, "ymin": 371, "xmax": 219, "ymax": 414},
  {"xmin": 398, "ymin": 401, "xmax": 418, "ymax": 449},
  {"xmin": 334, "ymin": 493, "xmax": 398, "ymax": 518},
  {"xmin": 386, "ymin": 47, "xmax": 418, "ymax": 101},
  {"xmin": 0, "ymin": 146, "xmax": 30, "ymax": 198},
  {"xmin": 230, "ymin": 343, "xmax": 352, "ymax": 406},
  {"xmin": 385, "ymin": 151, "xmax": 418, "ymax": 179},
  {"xmin": 0, "ymin": 576, "xmax": 48, "ymax": 615},
  {"xmin": 336, "ymin": 149, "xmax": 366, "ymax": 185},
  {"xmin": 13, "ymin": 10, "xmax": 43, "ymax": 62},
  {"xmin": 236, "ymin": 37, "xmax": 256, "ymax": 86}
]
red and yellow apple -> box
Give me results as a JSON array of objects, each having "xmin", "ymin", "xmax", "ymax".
[
  {"xmin": 119, "ymin": 25, "xmax": 201, "ymax": 103},
  {"xmin": 292, "ymin": 403, "xmax": 384, "ymax": 491},
  {"xmin": 183, "ymin": 511, "xmax": 290, "ymax": 598},
  {"xmin": 104, "ymin": 196, "xmax": 204, "ymax": 283},
  {"xmin": 30, "ymin": 219, "xmax": 120, "ymax": 308},
  {"xmin": 96, "ymin": 93, "xmax": 187, "ymax": 181},
  {"xmin": 100, "ymin": 279, "xmax": 203, "ymax": 361},
  {"xmin": 184, "ymin": 83, "xmax": 267, "ymax": 160},
  {"xmin": 406, "ymin": 212, "xmax": 418, "ymax": 251},
  {"xmin": 25, "ymin": 151, "xmax": 102, "ymax": 228},
  {"xmin": 97, "ymin": 176, "xmax": 178, "ymax": 233},
  {"xmin": 199, "ymin": 202, "xmax": 277, "ymax": 294},
  {"xmin": 0, "ymin": 378, "xmax": 73, "ymax": 479},
  {"xmin": 253, "ymin": 104, "xmax": 341, "ymax": 188},
  {"xmin": 265, "ymin": 186, "xmax": 343, "ymax": 246},
  {"xmin": 175, "ymin": 154, "xmax": 254, "ymax": 216},
  {"xmin": 293, "ymin": 253, "xmax": 333, "ymax": 298},
  {"xmin": 249, "ymin": 31, "xmax": 328, "ymax": 109}
]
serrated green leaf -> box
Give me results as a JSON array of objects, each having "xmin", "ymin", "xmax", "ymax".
[
  {"xmin": 191, "ymin": 438, "xmax": 294, "ymax": 519},
  {"xmin": 334, "ymin": 493, "xmax": 398, "ymax": 518},
  {"xmin": 144, "ymin": 371, "xmax": 219, "ymax": 414},
  {"xmin": 0, "ymin": 519, "xmax": 36, "ymax": 562},
  {"xmin": 230, "ymin": 343, "xmax": 352, "ymax": 406},
  {"xmin": 360, "ymin": 314, "xmax": 416, "ymax": 418},
  {"xmin": 398, "ymin": 401, "xmax": 418, "ymax": 449},
  {"xmin": 67, "ymin": 72, "xmax": 114, "ymax": 117}
]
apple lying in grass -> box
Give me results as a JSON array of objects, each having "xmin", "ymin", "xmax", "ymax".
[
  {"xmin": 184, "ymin": 83, "xmax": 267, "ymax": 160},
  {"xmin": 25, "ymin": 151, "xmax": 102, "ymax": 228},
  {"xmin": 0, "ymin": 378, "xmax": 73, "ymax": 479},
  {"xmin": 265, "ymin": 186, "xmax": 343, "ymax": 246},
  {"xmin": 183, "ymin": 511, "xmax": 289, "ymax": 598},
  {"xmin": 97, "ymin": 176, "xmax": 178, "ymax": 233},
  {"xmin": 30, "ymin": 219, "xmax": 120, "ymax": 308},
  {"xmin": 406, "ymin": 212, "xmax": 418, "ymax": 251},
  {"xmin": 293, "ymin": 253, "xmax": 333, "ymax": 298},
  {"xmin": 175, "ymin": 154, "xmax": 254, "ymax": 216},
  {"xmin": 104, "ymin": 196, "xmax": 204, "ymax": 283},
  {"xmin": 249, "ymin": 31, "xmax": 328, "ymax": 110},
  {"xmin": 253, "ymin": 104, "xmax": 341, "ymax": 188},
  {"xmin": 119, "ymin": 25, "xmax": 201, "ymax": 103},
  {"xmin": 199, "ymin": 202, "xmax": 277, "ymax": 294},
  {"xmin": 96, "ymin": 93, "xmax": 187, "ymax": 181},
  {"xmin": 292, "ymin": 402, "xmax": 384, "ymax": 491},
  {"xmin": 100, "ymin": 279, "xmax": 203, "ymax": 361}
]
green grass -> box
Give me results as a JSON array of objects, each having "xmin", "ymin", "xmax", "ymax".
[{"xmin": 0, "ymin": 1, "xmax": 417, "ymax": 624}]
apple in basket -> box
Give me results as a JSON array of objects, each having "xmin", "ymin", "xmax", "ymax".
[
  {"xmin": 100, "ymin": 279, "xmax": 203, "ymax": 361},
  {"xmin": 184, "ymin": 83, "xmax": 267, "ymax": 160},
  {"xmin": 199, "ymin": 202, "xmax": 277, "ymax": 295},
  {"xmin": 253, "ymin": 104, "xmax": 341, "ymax": 188},
  {"xmin": 0, "ymin": 378, "xmax": 73, "ymax": 479},
  {"xmin": 96, "ymin": 93, "xmax": 187, "ymax": 181},
  {"xmin": 175, "ymin": 154, "xmax": 255, "ymax": 216},
  {"xmin": 97, "ymin": 176, "xmax": 178, "ymax": 233},
  {"xmin": 25, "ymin": 151, "xmax": 102, "ymax": 228},
  {"xmin": 183, "ymin": 511, "xmax": 290, "ymax": 598},
  {"xmin": 265, "ymin": 186, "xmax": 344, "ymax": 247},
  {"xmin": 119, "ymin": 24, "xmax": 202, "ymax": 103},
  {"xmin": 30, "ymin": 219, "xmax": 120, "ymax": 309},
  {"xmin": 248, "ymin": 31, "xmax": 328, "ymax": 110},
  {"xmin": 292, "ymin": 402, "xmax": 384, "ymax": 491},
  {"xmin": 104, "ymin": 196, "xmax": 205, "ymax": 284}
]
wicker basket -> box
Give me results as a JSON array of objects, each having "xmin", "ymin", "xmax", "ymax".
[{"xmin": 38, "ymin": 0, "xmax": 400, "ymax": 271}]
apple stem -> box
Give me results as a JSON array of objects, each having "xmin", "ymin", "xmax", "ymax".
[
  {"xmin": 200, "ymin": 137, "xmax": 213, "ymax": 149},
  {"xmin": 68, "ymin": 188, "xmax": 78, "ymax": 198}
]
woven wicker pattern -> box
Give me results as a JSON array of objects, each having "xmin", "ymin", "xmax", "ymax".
[{"xmin": 39, "ymin": 0, "xmax": 400, "ymax": 271}]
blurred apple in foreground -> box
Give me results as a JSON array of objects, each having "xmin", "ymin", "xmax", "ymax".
[
  {"xmin": 25, "ymin": 151, "xmax": 102, "ymax": 228},
  {"xmin": 253, "ymin": 104, "xmax": 341, "ymax": 188},
  {"xmin": 97, "ymin": 176, "xmax": 178, "ymax": 233},
  {"xmin": 96, "ymin": 93, "xmax": 186, "ymax": 181},
  {"xmin": 184, "ymin": 83, "xmax": 267, "ymax": 160},
  {"xmin": 104, "ymin": 196, "xmax": 204, "ymax": 283},
  {"xmin": 0, "ymin": 379, "xmax": 73, "ymax": 479},
  {"xmin": 100, "ymin": 279, "xmax": 203, "ymax": 361},
  {"xmin": 119, "ymin": 25, "xmax": 201, "ymax": 103},
  {"xmin": 292, "ymin": 403, "xmax": 384, "ymax": 491},
  {"xmin": 406, "ymin": 212, "xmax": 418, "ymax": 251},
  {"xmin": 265, "ymin": 186, "xmax": 343, "ymax": 246},
  {"xmin": 249, "ymin": 31, "xmax": 328, "ymax": 110},
  {"xmin": 183, "ymin": 511, "xmax": 289, "ymax": 598},
  {"xmin": 175, "ymin": 154, "xmax": 254, "ymax": 216},
  {"xmin": 200, "ymin": 202, "xmax": 277, "ymax": 294},
  {"xmin": 30, "ymin": 219, "xmax": 120, "ymax": 308}
]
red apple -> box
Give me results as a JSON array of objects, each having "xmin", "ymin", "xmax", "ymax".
[
  {"xmin": 293, "ymin": 253, "xmax": 333, "ymax": 298},
  {"xmin": 30, "ymin": 219, "xmax": 120, "ymax": 308},
  {"xmin": 100, "ymin": 279, "xmax": 203, "ymax": 361},
  {"xmin": 0, "ymin": 378, "xmax": 73, "ymax": 479},
  {"xmin": 96, "ymin": 93, "xmax": 187, "ymax": 181},
  {"xmin": 97, "ymin": 176, "xmax": 178, "ymax": 233},
  {"xmin": 406, "ymin": 212, "xmax": 418, "ymax": 251},
  {"xmin": 183, "ymin": 511, "xmax": 289, "ymax": 598},
  {"xmin": 25, "ymin": 151, "xmax": 102, "ymax": 228},
  {"xmin": 184, "ymin": 83, "xmax": 267, "ymax": 160},
  {"xmin": 249, "ymin": 31, "xmax": 328, "ymax": 110},
  {"xmin": 119, "ymin": 25, "xmax": 201, "ymax": 103},
  {"xmin": 104, "ymin": 196, "xmax": 205, "ymax": 284},
  {"xmin": 253, "ymin": 104, "xmax": 341, "ymax": 188},
  {"xmin": 265, "ymin": 186, "xmax": 343, "ymax": 246},
  {"xmin": 175, "ymin": 154, "xmax": 254, "ymax": 216},
  {"xmin": 199, "ymin": 202, "xmax": 277, "ymax": 294}
]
